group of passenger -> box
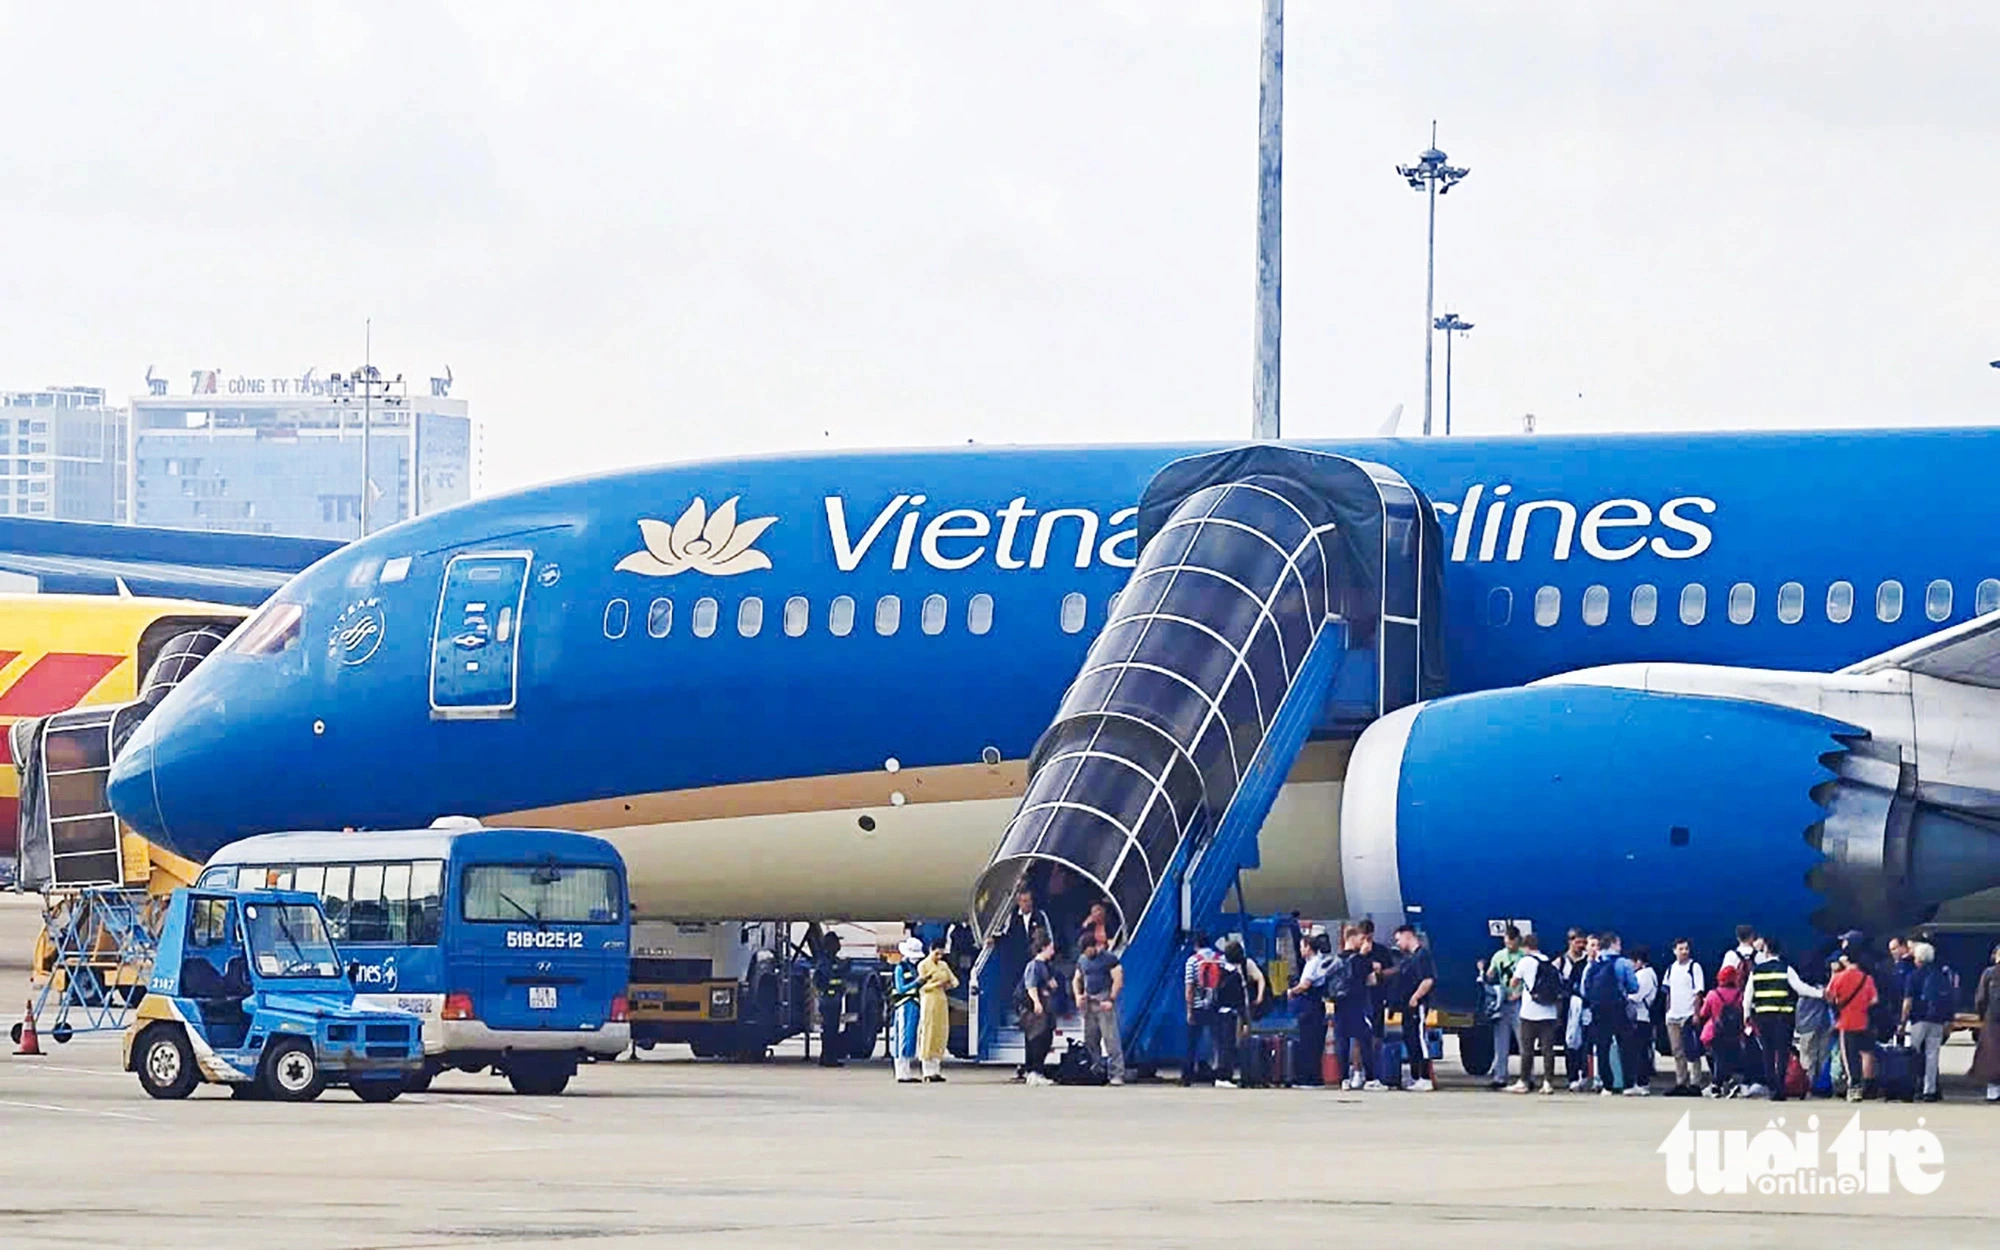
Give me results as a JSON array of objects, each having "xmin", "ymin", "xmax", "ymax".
[
  {"xmin": 972, "ymin": 878, "xmax": 2000, "ymax": 1100},
  {"xmin": 1484, "ymin": 923, "xmax": 2000, "ymax": 1104}
]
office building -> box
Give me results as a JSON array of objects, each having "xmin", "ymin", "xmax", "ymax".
[{"xmin": 0, "ymin": 387, "xmax": 128, "ymax": 523}]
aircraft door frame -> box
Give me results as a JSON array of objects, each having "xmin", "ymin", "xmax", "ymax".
[{"xmin": 428, "ymin": 550, "xmax": 533, "ymax": 720}]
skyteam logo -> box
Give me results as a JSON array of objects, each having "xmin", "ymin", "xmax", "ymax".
[
  {"xmin": 1658, "ymin": 1112, "xmax": 1944, "ymax": 1197},
  {"xmin": 329, "ymin": 598, "xmax": 386, "ymax": 666}
]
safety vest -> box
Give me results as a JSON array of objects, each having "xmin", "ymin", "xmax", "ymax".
[{"xmin": 1750, "ymin": 957, "xmax": 1797, "ymax": 1017}]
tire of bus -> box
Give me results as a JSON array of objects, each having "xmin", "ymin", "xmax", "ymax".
[
  {"xmin": 352, "ymin": 1078, "xmax": 404, "ymax": 1103},
  {"xmin": 506, "ymin": 1054, "xmax": 574, "ymax": 1096},
  {"xmin": 134, "ymin": 1024, "xmax": 201, "ymax": 1101},
  {"xmin": 262, "ymin": 1037, "xmax": 328, "ymax": 1102}
]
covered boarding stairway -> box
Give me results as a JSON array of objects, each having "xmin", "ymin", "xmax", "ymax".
[{"xmin": 966, "ymin": 445, "xmax": 1445, "ymax": 1067}]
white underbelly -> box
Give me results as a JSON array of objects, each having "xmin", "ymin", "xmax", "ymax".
[{"xmin": 603, "ymin": 780, "xmax": 1347, "ymax": 922}]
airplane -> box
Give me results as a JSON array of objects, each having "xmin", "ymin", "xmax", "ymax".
[{"xmin": 105, "ymin": 427, "xmax": 2000, "ymax": 1056}]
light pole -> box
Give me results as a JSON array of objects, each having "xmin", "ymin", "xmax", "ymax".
[
  {"xmin": 1434, "ymin": 312, "xmax": 1473, "ymax": 435},
  {"xmin": 1396, "ymin": 124, "xmax": 1469, "ymax": 436},
  {"xmin": 1251, "ymin": 0, "xmax": 1284, "ymax": 440},
  {"xmin": 332, "ymin": 348, "xmax": 406, "ymax": 540}
]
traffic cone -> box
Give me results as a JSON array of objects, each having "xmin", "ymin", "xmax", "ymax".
[{"xmin": 15, "ymin": 1000, "xmax": 42, "ymax": 1056}]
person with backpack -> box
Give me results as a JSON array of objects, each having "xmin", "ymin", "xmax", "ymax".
[
  {"xmin": 1557, "ymin": 930, "xmax": 1592, "ymax": 1090},
  {"xmin": 1481, "ymin": 925, "xmax": 1526, "ymax": 1090},
  {"xmin": 1720, "ymin": 925, "xmax": 1758, "ymax": 981},
  {"xmin": 1662, "ymin": 938, "xmax": 1706, "ymax": 1095},
  {"xmin": 1582, "ymin": 932, "xmax": 1640, "ymax": 1095},
  {"xmin": 1182, "ymin": 931, "xmax": 1220, "ymax": 1086},
  {"xmin": 1330, "ymin": 927, "xmax": 1384, "ymax": 1091},
  {"xmin": 1695, "ymin": 963, "xmax": 1747, "ymax": 1094},
  {"xmin": 1826, "ymin": 947, "xmax": 1878, "ymax": 1102},
  {"xmin": 1625, "ymin": 944, "xmax": 1659, "ymax": 1096},
  {"xmin": 1287, "ymin": 930, "xmax": 1334, "ymax": 1087},
  {"xmin": 1903, "ymin": 941, "xmax": 1957, "ymax": 1102},
  {"xmin": 1209, "ymin": 939, "xmax": 1254, "ymax": 1089},
  {"xmin": 1509, "ymin": 933, "xmax": 1562, "ymax": 1094},
  {"xmin": 1392, "ymin": 924, "xmax": 1438, "ymax": 1091},
  {"xmin": 1018, "ymin": 935, "xmax": 1060, "ymax": 1086}
]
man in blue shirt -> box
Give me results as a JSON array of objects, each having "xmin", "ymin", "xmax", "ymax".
[{"xmin": 1582, "ymin": 931, "xmax": 1640, "ymax": 1094}]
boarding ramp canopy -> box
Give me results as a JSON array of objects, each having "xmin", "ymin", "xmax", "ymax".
[{"xmin": 966, "ymin": 445, "xmax": 1444, "ymax": 1064}]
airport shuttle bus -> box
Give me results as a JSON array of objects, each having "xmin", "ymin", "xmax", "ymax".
[{"xmin": 197, "ymin": 826, "xmax": 631, "ymax": 1094}]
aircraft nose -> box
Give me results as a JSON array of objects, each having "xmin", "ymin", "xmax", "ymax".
[{"xmin": 107, "ymin": 715, "xmax": 169, "ymax": 840}]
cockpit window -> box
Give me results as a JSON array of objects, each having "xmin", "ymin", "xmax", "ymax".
[{"xmin": 230, "ymin": 601, "xmax": 304, "ymax": 657}]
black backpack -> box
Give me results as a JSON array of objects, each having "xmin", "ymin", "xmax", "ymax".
[
  {"xmin": 1324, "ymin": 953, "xmax": 1358, "ymax": 1002},
  {"xmin": 1527, "ymin": 956, "xmax": 1565, "ymax": 1008},
  {"xmin": 1054, "ymin": 1039, "xmax": 1108, "ymax": 1086},
  {"xmin": 1716, "ymin": 994, "xmax": 1745, "ymax": 1043},
  {"xmin": 1582, "ymin": 956, "xmax": 1624, "ymax": 1007}
]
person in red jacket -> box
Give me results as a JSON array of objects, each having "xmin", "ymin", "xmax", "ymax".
[
  {"xmin": 1826, "ymin": 951, "xmax": 1879, "ymax": 1102},
  {"xmin": 1694, "ymin": 963, "xmax": 1748, "ymax": 1093}
]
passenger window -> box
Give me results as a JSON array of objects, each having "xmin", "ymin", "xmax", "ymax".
[
  {"xmin": 1827, "ymin": 581, "xmax": 1854, "ymax": 624},
  {"xmin": 1630, "ymin": 584, "xmax": 1657, "ymax": 626},
  {"xmin": 1679, "ymin": 583, "xmax": 1706, "ymax": 626},
  {"xmin": 967, "ymin": 592, "xmax": 994, "ymax": 636},
  {"xmin": 603, "ymin": 599, "xmax": 629, "ymax": 640},
  {"xmin": 1533, "ymin": 585, "xmax": 1560, "ymax": 627},
  {"xmin": 1777, "ymin": 582, "xmax": 1804, "ymax": 625},
  {"xmin": 1727, "ymin": 582, "xmax": 1755, "ymax": 625},
  {"xmin": 348, "ymin": 864, "xmax": 387, "ymax": 943},
  {"xmin": 383, "ymin": 862, "xmax": 412, "ymax": 943},
  {"xmin": 295, "ymin": 865, "xmax": 325, "ymax": 896},
  {"xmin": 1979, "ymin": 579, "xmax": 2000, "ymax": 616},
  {"xmin": 1060, "ymin": 591, "xmax": 1088, "ymax": 634},
  {"xmin": 1876, "ymin": 580, "xmax": 1903, "ymax": 623},
  {"xmin": 829, "ymin": 595, "xmax": 856, "ymax": 637},
  {"xmin": 692, "ymin": 597, "xmax": 719, "ymax": 638},
  {"xmin": 321, "ymin": 865, "xmax": 352, "ymax": 938},
  {"xmin": 409, "ymin": 861, "xmax": 444, "ymax": 945},
  {"xmin": 1925, "ymin": 579, "xmax": 1952, "ymax": 622},
  {"xmin": 647, "ymin": 598, "xmax": 673, "ymax": 638},
  {"xmin": 1487, "ymin": 587, "xmax": 1513, "ymax": 627},
  {"xmin": 875, "ymin": 594, "xmax": 901, "ymax": 636},
  {"xmin": 738, "ymin": 597, "xmax": 764, "ymax": 637},
  {"xmin": 784, "ymin": 596, "xmax": 809, "ymax": 637},
  {"xmin": 921, "ymin": 594, "xmax": 947, "ymax": 635},
  {"xmin": 1581, "ymin": 584, "xmax": 1609, "ymax": 627}
]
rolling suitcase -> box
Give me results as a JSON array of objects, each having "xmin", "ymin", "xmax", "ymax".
[
  {"xmin": 1376, "ymin": 1036, "xmax": 1407, "ymax": 1088},
  {"xmin": 1874, "ymin": 1043, "xmax": 1918, "ymax": 1102},
  {"xmin": 1268, "ymin": 1033, "xmax": 1294, "ymax": 1087},
  {"xmin": 1238, "ymin": 1032, "xmax": 1271, "ymax": 1088}
]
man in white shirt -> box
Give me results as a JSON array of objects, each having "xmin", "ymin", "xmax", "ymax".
[
  {"xmin": 1721, "ymin": 926, "xmax": 1758, "ymax": 978},
  {"xmin": 1508, "ymin": 933, "xmax": 1562, "ymax": 1094},
  {"xmin": 1662, "ymin": 938, "xmax": 1706, "ymax": 1095}
]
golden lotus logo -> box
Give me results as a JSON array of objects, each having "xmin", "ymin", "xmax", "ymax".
[{"xmin": 617, "ymin": 496, "xmax": 776, "ymax": 577}]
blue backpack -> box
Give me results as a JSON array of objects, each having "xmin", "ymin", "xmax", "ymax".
[
  {"xmin": 1583, "ymin": 956, "xmax": 1624, "ymax": 1008},
  {"xmin": 1324, "ymin": 953, "xmax": 1358, "ymax": 1002}
]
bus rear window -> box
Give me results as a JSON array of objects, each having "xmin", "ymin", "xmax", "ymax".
[{"xmin": 461, "ymin": 864, "xmax": 622, "ymax": 924}]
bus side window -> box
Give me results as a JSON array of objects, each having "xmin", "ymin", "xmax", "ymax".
[
  {"xmin": 409, "ymin": 861, "xmax": 444, "ymax": 945},
  {"xmin": 382, "ymin": 862, "xmax": 412, "ymax": 944},
  {"xmin": 295, "ymin": 864, "xmax": 325, "ymax": 897},
  {"xmin": 321, "ymin": 865, "xmax": 353, "ymax": 940},
  {"xmin": 349, "ymin": 864, "xmax": 387, "ymax": 943}
]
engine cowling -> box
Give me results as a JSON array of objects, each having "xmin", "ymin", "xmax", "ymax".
[{"xmin": 1339, "ymin": 683, "xmax": 1853, "ymax": 1009}]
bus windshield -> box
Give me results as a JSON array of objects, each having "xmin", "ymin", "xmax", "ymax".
[
  {"xmin": 462, "ymin": 864, "xmax": 622, "ymax": 924},
  {"xmin": 241, "ymin": 901, "xmax": 342, "ymax": 979}
]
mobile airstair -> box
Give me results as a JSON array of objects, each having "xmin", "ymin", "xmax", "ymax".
[{"xmin": 966, "ymin": 446, "xmax": 1445, "ymax": 1067}]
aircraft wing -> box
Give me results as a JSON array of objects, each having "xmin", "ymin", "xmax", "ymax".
[
  {"xmin": 1841, "ymin": 609, "xmax": 2000, "ymax": 689},
  {"xmin": 0, "ymin": 517, "xmax": 340, "ymax": 607}
]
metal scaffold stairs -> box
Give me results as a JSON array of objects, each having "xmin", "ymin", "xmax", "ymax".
[
  {"xmin": 966, "ymin": 445, "xmax": 1444, "ymax": 1065},
  {"xmin": 15, "ymin": 887, "xmax": 160, "ymax": 1046}
]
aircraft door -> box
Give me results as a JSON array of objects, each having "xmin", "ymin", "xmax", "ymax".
[{"xmin": 430, "ymin": 551, "xmax": 532, "ymax": 719}]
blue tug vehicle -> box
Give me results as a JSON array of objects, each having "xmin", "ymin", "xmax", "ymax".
[{"xmin": 123, "ymin": 887, "xmax": 425, "ymax": 1102}]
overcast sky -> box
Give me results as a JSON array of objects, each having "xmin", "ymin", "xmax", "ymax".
[{"xmin": 2, "ymin": 2, "xmax": 1996, "ymax": 493}]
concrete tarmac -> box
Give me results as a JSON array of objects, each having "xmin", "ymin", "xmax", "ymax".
[{"xmin": 3, "ymin": 1029, "xmax": 1997, "ymax": 1250}]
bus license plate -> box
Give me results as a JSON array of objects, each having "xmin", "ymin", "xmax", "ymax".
[{"xmin": 528, "ymin": 986, "xmax": 557, "ymax": 1010}]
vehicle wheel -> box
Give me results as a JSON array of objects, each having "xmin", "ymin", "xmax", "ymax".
[
  {"xmin": 688, "ymin": 1039, "xmax": 720, "ymax": 1060},
  {"xmin": 1457, "ymin": 1027, "xmax": 1495, "ymax": 1079},
  {"xmin": 262, "ymin": 1037, "xmax": 327, "ymax": 1102},
  {"xmin": 8, "ymin": 1021, "xmax": 19, "ymax": 1045},
  {"xmin": 401, "ymin": 1064, "xmax": 435, "ymax": 1093},
  {"xmin": 52, "ymin": 1022, "xmax": 74, "ymax": 1045},
  {"xmin": 506, "ymin": 1056, "xmax": 574, "ymax": 1096},
  {"xmin": 352, "ymin": 1079, "xmax": 404, "ymax": 1103},
  {"xmin": 135, "ymin": 1024, "xmax": 201, "ymax": 1100}
]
